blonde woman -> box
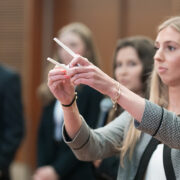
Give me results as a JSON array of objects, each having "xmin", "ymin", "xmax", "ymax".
[
  {"xmin": 33, "ymin": 22, "xmax": 103, "ymax": 180},
  {"xmin": 48, "ymin": 16, "xmax": 180, "ymax": 179}
]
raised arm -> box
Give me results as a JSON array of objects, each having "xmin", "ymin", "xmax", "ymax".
[
  {"xmin": 48, "ymin": 56, "xmax": 145, "ymax": 137},
  {"xmin": 48, "ymin": 56, "xmax": 180, "ymax": 149},
  {"xmin": 68, "ymin": 56, "xmax": 145, "ymax": 123},
  {"xmin": 68, "ymin": 56, "xmax": 180, "ymax": 149}
]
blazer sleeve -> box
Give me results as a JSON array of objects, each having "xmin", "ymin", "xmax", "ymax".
[
  {"xmin": 0, "ymin": 72, "xmax": 24, "ymax": 169},
  {"xmin": 135, "ymin": 100, "xmax": 180, "ymax": 149},
  {"xmin": 63, "ymin": 111, "xmax": 131, "ymax": 161}
]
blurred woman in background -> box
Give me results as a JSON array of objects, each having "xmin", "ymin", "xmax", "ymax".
[
  {"xmin": 93, "ymin": 36, "xmax": 155, "ymax": 180},
  {"xmin": 33, "ymin": 22, "xmax": 103, "ymax": 180}
]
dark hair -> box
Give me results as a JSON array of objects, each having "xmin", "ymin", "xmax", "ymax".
[
  {"xmin": 113, "ymin": 36, "xmax": 155, "ymax": 98},
  {"xmin": 108, "ymin": 36, "xmax": 155, "ymax": 121}
]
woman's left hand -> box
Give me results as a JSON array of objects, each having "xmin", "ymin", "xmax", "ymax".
[{"xmin": 48, "ymin": 66, "xmax": 75, "ymax": 105}]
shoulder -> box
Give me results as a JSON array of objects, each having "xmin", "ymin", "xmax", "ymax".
[
  {"xmin": 0, "ymin": 65, "xmax": 19, "ymax": 84},
  {"xmin": 0, "ymin": 65, "xmax": 18, "ymax": 76}
]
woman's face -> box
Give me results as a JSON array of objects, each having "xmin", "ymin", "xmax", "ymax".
[
  {"xmin": 154, "ymin": 26, "xmax": 180, "ymax": 86},
  {"xmin": 57, "ymin": 31, "xmax": 86, "ymax": 65},
  {"xmin": 114, "ymin": 46, "xmax": 143, "ymax": 94}
]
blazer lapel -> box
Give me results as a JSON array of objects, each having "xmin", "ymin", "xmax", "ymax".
[
  {"xmin": 134, "ymin": 137, "xmax": 160, "ymax": 180},
  {"xmin": 163, "ymin": 145, "xmax": 176, "ymax": 180}
]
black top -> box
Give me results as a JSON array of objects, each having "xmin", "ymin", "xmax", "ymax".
[
  {"xmin": 37, "ymin": 85, "xmax": 103, "ymax": 180},
  {"xmin": 0, "ymin": 65, "xmax": 24, "ymax": 171}
]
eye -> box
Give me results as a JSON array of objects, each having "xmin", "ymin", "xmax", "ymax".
[
  {"xmin": 167, "ymin": 45, "xmax": 176, "ymax": 51},
  {"xmin": 115, "ymin": 62, "xmax": 122, "ymax": 68},
  {"xmin": 154, "ymin": 46, "xmax": 159, "ymax": 51},
  {"xmin": 128, "ymin": 61, "xmax": 137, "ymax": 66}
]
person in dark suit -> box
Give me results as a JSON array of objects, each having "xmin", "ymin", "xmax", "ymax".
[
  {"xmin": 0, "ymin": 64, "xmax": 24, "ymax": 180},
  {"xmin": 33, "ymin": 22, "xmax": 103, "ymax": 180}
]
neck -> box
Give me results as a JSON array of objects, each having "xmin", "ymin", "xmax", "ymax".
[{"xmin": 168, "ymin": 85, "xmax": 180, "ymax": 114}]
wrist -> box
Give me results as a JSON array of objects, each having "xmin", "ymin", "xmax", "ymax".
[
  {"xmin": 109, "ymin": 81, "xmax": 121, "ymax": 110},
  {"xmin": 61, "ymin": 92, "xmax": 77, "ymax": 107},
  {"xmin": 62, "ymin": 101, "xmax": 78, "ymax": 112}
]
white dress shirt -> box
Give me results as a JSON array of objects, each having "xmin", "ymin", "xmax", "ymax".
[
  {"xmin": 144, "ymin": 144, "xmax": 166, "ymax": 180},
  {"xmin": 53, "ymin": 100, "xmax": 64, "ymax": 141}
]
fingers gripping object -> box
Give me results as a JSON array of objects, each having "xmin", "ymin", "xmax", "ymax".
[
  {"xmin": 47, "ymin": 37, "xmax": 78, "ymax": 69},
  {"xmin": 47, "ymin": 57, "xmax": 69, "ymax": 70}
]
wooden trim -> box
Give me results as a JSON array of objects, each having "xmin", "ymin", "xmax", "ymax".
[
  {"xmin": 23, "ymin": 0, "xmax": 43, "ymax": 169},
  {"xmin": 119, "ymin": 0, "xmax": 128, "ymax": 37}
]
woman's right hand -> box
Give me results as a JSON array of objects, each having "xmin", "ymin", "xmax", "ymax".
[
  {"xmin": 68, "ymin": 56, "xmax": 145, "ymax": 123},
  {"xmin": 68, "ymin": 56, "xmax": 119, "ymax": 100},
  {"xmin": 48, "ymin": 66, "xmax": 75, "ymax": 105},
  {"xmin": 48, "ymin": 65, "xmax": 83, "ymax": 139}
]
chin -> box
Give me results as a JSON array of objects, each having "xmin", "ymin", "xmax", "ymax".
[{"xmin": 161, "ymin": 79, "xmax": 175, "ymax": 87}]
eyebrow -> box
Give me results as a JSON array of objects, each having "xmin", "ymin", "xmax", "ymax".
[{"xmin": 154, "ymin": 40, "xmax": 180, "ymax": 46}]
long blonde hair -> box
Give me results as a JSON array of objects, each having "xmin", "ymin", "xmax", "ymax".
[
  {"xmin": 150, "ymin": 16, "xmax": 180, "ymax": 106},
  {"xmin": 118, "ymin": 37, "xmax": 155, "ymax": 167},
  {"xmin": 38, "ymin": 22, "xmax": 100, "ymax": 105},
  {"xmin": 120, "ymin": 16, "xmax": 180, "ymax": 167}
]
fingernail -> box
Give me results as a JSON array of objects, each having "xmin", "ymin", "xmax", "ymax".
[{"xmin": 59, "ymin": 70, "xmax": 66, "ymax": 75}]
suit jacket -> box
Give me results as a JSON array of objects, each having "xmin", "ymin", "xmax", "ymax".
[
  {"xmin": 0, "ymin": 65, "xmax": 24, "ymax": 172},
  {"xmin": 63, "ymin": 101, "xmax": 180, "ymax": 179},
  {"xmin": 37, "ymin": 85, "xmax": 103, "ymax": 180}
]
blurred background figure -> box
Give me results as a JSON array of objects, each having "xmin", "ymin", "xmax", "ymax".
[
  {"xmin": 93, "ymin": 36, "xmax": 155, "ymax": 180},
  {"xmin": 33, "ymin": 22, "xmax": 103, "ymax": 180},
  {"xmin": 0, "ymin": 63, "xmax": 24, "ymax": 180}
]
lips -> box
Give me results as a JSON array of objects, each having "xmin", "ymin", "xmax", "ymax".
[{"xmin": 158, "ymin": 66, "xmax": 168, "ymax": 73}]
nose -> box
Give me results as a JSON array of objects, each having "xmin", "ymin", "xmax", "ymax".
[
  {"xmin": 118, "ymin": 65, "xmax": 128, "ymax": 75},
  {"xmin": 154, "ymin": 48, "xmax": 164, "ymax": 62}
]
